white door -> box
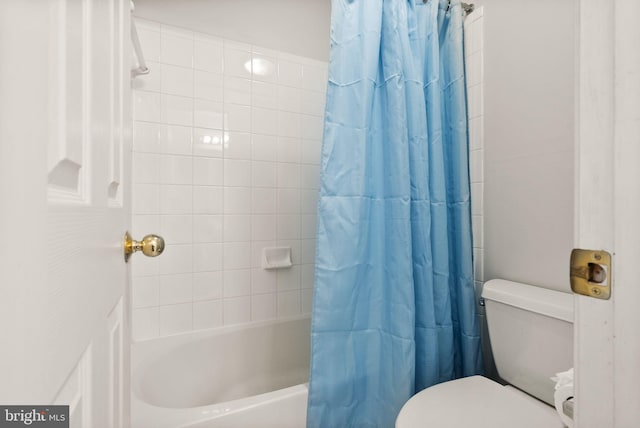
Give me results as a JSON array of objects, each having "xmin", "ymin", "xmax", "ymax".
[
  {"xmin": 575, "ymin": 0, "xmax": 640, "ymax": 426},
  {"xmin": 0, "ymin": 1, "xmax": 132, "ymax": 427}
]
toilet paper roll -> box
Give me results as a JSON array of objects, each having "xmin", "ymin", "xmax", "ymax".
[{"xmin": 554, "ymin": 385, "xmax": 574, "ymax": 428}]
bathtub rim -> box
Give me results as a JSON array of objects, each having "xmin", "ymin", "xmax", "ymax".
[
  {"xmin": 133, "ymin": 313, "xmax": 311, "ymax": 346},
  {"xmin": 132, "ymin": 314, "xmax": 311, "ymax": 388}
]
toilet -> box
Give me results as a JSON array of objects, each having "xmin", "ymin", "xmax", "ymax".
[{"xmin": 396, "ymin": 279, "xmax": 573, "ymax": 428}]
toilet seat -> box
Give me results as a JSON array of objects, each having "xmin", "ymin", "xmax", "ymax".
[{"xmin": 396, "ymin": 376, "xmax": 564, "ymax": 428}]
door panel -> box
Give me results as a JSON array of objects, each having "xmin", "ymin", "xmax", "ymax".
[{"xmin": 0, "ymin": 0, "xmax": 131, "ymax": 426}]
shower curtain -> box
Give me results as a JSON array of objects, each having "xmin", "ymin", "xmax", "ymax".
[{"xmin": 307, "ymin": 0, "xmax": 483, "ymax": 427}]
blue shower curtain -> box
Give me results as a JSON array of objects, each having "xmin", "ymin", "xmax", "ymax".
[{"xmin": 307, "ymin": 0, "xmax": 483, "ymax": 427}]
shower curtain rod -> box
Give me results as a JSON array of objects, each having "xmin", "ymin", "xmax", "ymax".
[
  {"xmin": 130, "ymin": 1, "xmax": 149, "ymax": 77},
  {"xmin": 460, "ymin": 2, "xmax": 475, "ymax": 15},
  {"xmin": 428, "ymin": 0, "xmax": 475, "ymax": 15}
]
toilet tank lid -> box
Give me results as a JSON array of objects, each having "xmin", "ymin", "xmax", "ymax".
[{"xmin": 482, "ymin": 279, "xmax": 574, "ymax": 323}]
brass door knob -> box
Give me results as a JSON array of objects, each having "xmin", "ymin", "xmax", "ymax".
[{"xmin": 124, "ymin": 231, "xmax": 165, "ymax": 262}]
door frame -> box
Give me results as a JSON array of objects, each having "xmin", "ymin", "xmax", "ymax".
[{"xmin": 575, "ymin": 0, "xmax": 640, "ymax": 426}]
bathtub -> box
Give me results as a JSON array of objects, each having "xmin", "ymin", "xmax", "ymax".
[{"xmin": 131, "ymin": 316, "xmax": 311, "ymax": 428}]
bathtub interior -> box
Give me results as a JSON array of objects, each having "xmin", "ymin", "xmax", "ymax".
[{"xmin": 135, "ymin": 317, "xmax": 311, "ymax": 409}]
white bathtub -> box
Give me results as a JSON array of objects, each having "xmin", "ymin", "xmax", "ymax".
[{"xmin": 131, "ymin": 316, "xmax": 310, "ymax": 428}]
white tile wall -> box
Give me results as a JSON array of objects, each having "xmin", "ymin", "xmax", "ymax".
[
  {"xmin": 465, "ymin": 5, "xmax": 497, "ymax": 380},
  {"xmin": 464, "ymin": 8, "xmax": 484, "ymax": 310},
  {"xmin": 131, "ymin": 18, "xmax": 327, "ymax": 341}
]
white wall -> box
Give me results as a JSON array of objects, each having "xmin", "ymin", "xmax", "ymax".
[
  {"xmin": 474, "ymin": 0, "xmax": 575, "ymax": 293},
  {"xmin": 130, "ymin": 18, "xmax": 327, "ymax": 340},
  {"xmin": 133, "ymin": 0, "xmax": 331, "ymax": 61}
]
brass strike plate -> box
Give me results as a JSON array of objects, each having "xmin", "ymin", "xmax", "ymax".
[{"xmin": 570, "ymin": 249, "xmax": 611, "ymax": 300}]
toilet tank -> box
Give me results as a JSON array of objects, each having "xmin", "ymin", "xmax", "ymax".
[{"xmin": 482, "ymin": 279, "xmax": 573, "ymax": 406}]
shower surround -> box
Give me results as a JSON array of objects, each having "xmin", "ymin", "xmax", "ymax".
[{"xmin": 130, "ymin": 18, "xmax": 327, "ymax": 341}]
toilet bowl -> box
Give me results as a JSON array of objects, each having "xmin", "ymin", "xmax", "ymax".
[
  {"xmin": 396, "ymin": 279, "xmax": 574, "ymax": 428},
  {"xmin": 396, "ymin": 376, "xmax": 564, "ymax": 428}
]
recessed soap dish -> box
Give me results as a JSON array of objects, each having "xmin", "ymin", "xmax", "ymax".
[{"xmin": 261, "ymin": 246, "xmax": 292, "ymax": 270}]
